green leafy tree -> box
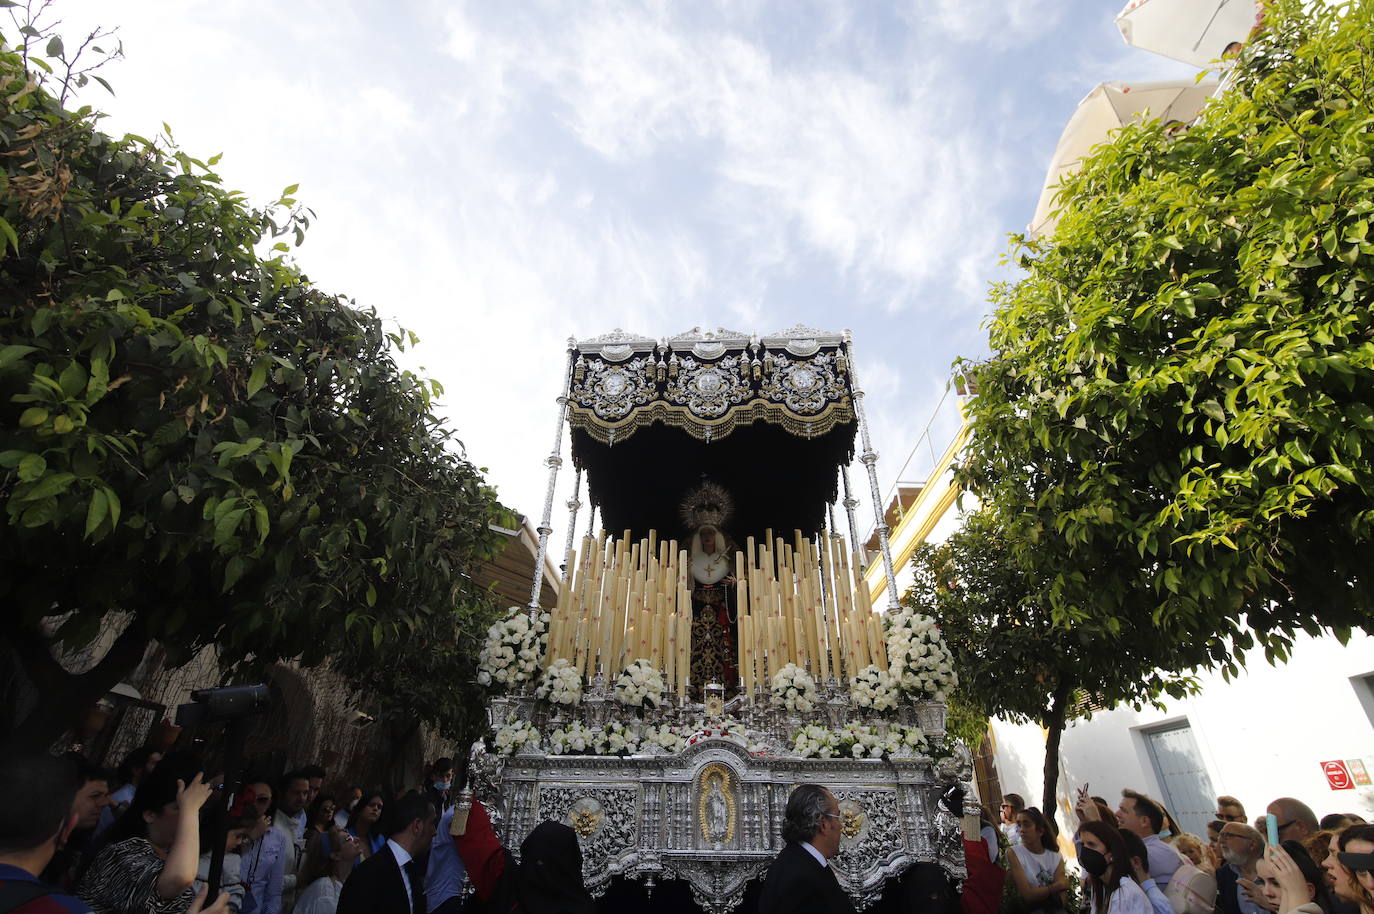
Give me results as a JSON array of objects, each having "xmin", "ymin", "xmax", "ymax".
[
  {"xmin": 957, "ymin": 0, "xmax": 1374, "ymax": 682},
  {"xmin": 907, "ymin": 511, "xmax": 1196, "ymax": 818},
  {"xmin": 0, "ymin": 25, "xmax": 512, "ymax": 750}
]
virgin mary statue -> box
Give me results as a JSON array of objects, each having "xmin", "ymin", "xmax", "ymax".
[{"xmin": 680, "ymin": 482, "xmax": 739, "ymax": 696}]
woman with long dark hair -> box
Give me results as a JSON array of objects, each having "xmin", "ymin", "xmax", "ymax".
[
  {"xmin": 1077, "ymin": 820, "xmax": 1151, "ymax": 914},
  {"xmin": 1009, "ymin": 807, "xmax": 1067, "ymax": 914},
  {"xmin": 110, "ymin": 747, "xmax": 163, "ymax": 814},
  {"xmin": 77, "ymin": 763, "xmax": 214, "ymax": 914},
  {"xmin": 345, "ymin": 793, "xmax": 386, "ymax": 860},
  {"xmin": 306, "ymin": 794, "xmax": 336, "ymax": 838},
  {"xmin": 1324, "ymin": 825, "xmax": 1374, "ymax": 914}
]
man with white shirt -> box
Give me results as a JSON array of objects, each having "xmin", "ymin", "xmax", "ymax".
[
  {"xmin": 759, "ymin": 784, "xmax": 856, "ymax": 914},
  {"xmin": 337, "ymin": 794, "xmax": 438, "ymax": 914},
  {"xmin": 271, "ymin": 771, "xmax": 312, "ymax": 911}
]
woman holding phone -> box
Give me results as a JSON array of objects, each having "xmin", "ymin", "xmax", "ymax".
[{"xmin": 1257, "ymin": 841, "xmax": 1336, "ymax": 914}]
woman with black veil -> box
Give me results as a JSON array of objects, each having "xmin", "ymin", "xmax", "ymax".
[{"xmin": 452, "ymin": 797, "xmax": 595, "ymax": 914}]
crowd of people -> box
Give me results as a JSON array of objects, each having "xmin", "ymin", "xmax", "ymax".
[
  {"xmin": 3, "ymin": 744, "xmax": 1372, "ymax": 914},
  {"xmin": 972, "ymin": 787, "xmax": 1374, "ymax": 914},
  {"xmin": 0, "ymin": 750, "xmax": 470, "ymax": 914}
]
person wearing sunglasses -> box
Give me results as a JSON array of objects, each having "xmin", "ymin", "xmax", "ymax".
[
  {"xmin": 1268, "ymin": 799, "xmax": 1320, "ymax": 844},
  {"xmin": 1217, "ymin": 798, "xmax": 1248, "ymax": 824},
  {"xmin": 1324, "ymin": 825, "xmax": 1374, "ymax": 914}
]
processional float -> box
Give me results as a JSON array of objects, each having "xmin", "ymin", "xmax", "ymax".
[{"xmin": 469, "ymin": 326, "xmax": 974, "ymax": 913}]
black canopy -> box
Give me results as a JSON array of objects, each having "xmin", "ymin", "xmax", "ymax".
[{"xmin": 565, "ymin": 327, "xmax": 858, "ymax": 543}]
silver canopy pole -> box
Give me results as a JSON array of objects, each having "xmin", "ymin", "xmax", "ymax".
[{"xmin": 528, "ymin": 339, "xmax": 577, "ymax": 616}]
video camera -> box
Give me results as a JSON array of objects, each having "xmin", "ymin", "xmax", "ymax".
[
  {"xmin": 175, "ymin": 684, "xmax": 270, "ymax": 726},
  {"xmin": 174, "ymin": 683, "xmax": 271, "ymax": 903}
]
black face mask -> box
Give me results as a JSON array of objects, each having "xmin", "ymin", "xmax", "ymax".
[{"xmin": 1079, "ymin": 847, "xmax": 1110, "ymax": 878}]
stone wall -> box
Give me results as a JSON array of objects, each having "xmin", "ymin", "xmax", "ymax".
[
  {"xmin": 114, "ymin": 646, "xmax": 456, "ymax": 795},
  {"xmin": 2, "ymin": 627, "xmax": 456, "ymax": 797}
]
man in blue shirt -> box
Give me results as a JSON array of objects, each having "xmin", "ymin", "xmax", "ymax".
[
  {"xmin": 1118, "ymin": 790, "xmax": 1185, "ymax": 889},
  {"xmin": 0, "ymin": 754, "xmax": 92, "ymax": 913}
]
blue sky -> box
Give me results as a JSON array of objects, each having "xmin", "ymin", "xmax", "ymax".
[{"xmin": 43, "ymin": 0, "xmax": 1197, "ymax": 540}]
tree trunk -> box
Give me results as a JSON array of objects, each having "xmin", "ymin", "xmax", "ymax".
[
  {"xmin": 1041, "ymin": 680, "xmax": 1074, "ymax": 827},
  {"xmin": 1, "ymin": 619, "xmax": 151, "ymax": 754}
]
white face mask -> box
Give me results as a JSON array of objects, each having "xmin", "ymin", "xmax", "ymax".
[{"xmin": 433, "ymin": 780, "xmax": 452, "ymax": 791}]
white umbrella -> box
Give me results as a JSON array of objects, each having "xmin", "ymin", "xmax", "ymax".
[
  {"xmin": 1115, "ymin": 0, "xmax": 1262, "ymax": 68},
  {"xmin": 1028, "ymin": 79, "xmax": 1219, "ymax": 239}
]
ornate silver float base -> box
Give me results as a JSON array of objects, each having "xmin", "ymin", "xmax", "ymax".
[{"xmin": 476, "ymin": 740, "xmax": 967, "ymax": 914}]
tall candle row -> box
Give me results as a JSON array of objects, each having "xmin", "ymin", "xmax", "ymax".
[
  {"xmin": 547, "ymin": 531, "xmax": 694, "ymax": 697},
  {"xmin": 543, "ymin": 528, "xmax": 888, "ymax": 700},
  {"xmin": 733, "ymin": 530, "xmax": 887, "ymax": 697}
]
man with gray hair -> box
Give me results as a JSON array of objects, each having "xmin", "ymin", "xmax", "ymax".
[
  {"xmin": 758, "ymin": 784, "xmax": 855, "ymax": 914},
  {"xmin": 1215, "ymin": 822, "xmax": 1265, "ymax": 914}
]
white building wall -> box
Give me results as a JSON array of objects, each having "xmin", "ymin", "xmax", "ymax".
[
  {"xmin": 883, "ymin": 486, "xmax": 973, "ymax": 601},
  {"xmin": 988, "ymin": 630, "xmax": 1374, "ymax": 833}
]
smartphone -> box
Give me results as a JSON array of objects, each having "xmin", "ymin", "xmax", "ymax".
[{"xmin": 1266, "ymin": 813, "xmax": 1279, "ymax": 845}]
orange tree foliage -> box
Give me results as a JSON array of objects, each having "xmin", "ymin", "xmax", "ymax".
[
  {"xmin": 0, "ymin": 27, "xmax": 511, "ymax": 749},
  {"xmin": 958, "ymin": 0, "xmax": 1374, "ymax": 677}
]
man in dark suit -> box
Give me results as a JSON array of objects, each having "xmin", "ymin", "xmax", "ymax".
[
  {"xmin": 337, "ymin": 793, "xmax": 437, "ymax": 914},
  {"xmin": 759, "ymin": 783, "xmax": 856, "ymax": 914}
]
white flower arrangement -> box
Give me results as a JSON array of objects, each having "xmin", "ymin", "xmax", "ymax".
[
  {"xmin": 849, "ymin": 664, "xmax": 899, "ymax": 712},
  {"xmin": 534, "ymin": 658, "xmax": 583, "ymax": 706},
  {"xmin": 614, "ymin": 659, "xmax": 665, "ymax": 709},
  {"xmin": 547, "ymin": 720, "xmax": 598, "ymax": 755},
  {"xmin": 792, "ymin": 722, "xmax": 928, "ymax": 760},
  {"xmin": 645, "ymin": 723, "xmax": 688, "ymax": 753},
  {"xmin": 477, "ymin": 607, "xmax": 549, "ymax": 691},
  {"xmin": 491, "ymin": 717, "xmax": 539, "ymax": 756},
  {"xmin": 770, "ymin": 663, "xmax": 818, "ymax": 713},
  {"xmin": 547, "ymin": 720, "xmax": 642, "ymax": 756},
  {"xmin": 885, "ymin": 608, "xmax": 959, "ymax": 701},
  {"xmin": 792, "ymin": 723, "xmax": 840, "ymax": 759}
]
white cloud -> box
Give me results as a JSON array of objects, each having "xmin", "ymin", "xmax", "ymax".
[
  {"xmin": 908, "ymin": 0, "xmax": 1067, "ymax": 47},
  {"xmin": 430, "ymin": 3, "xmax": 1012, "ymax": 318},
  {"xmin": 38, "ymin": 0, "xmax": 1139, "ymax": 531}
]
